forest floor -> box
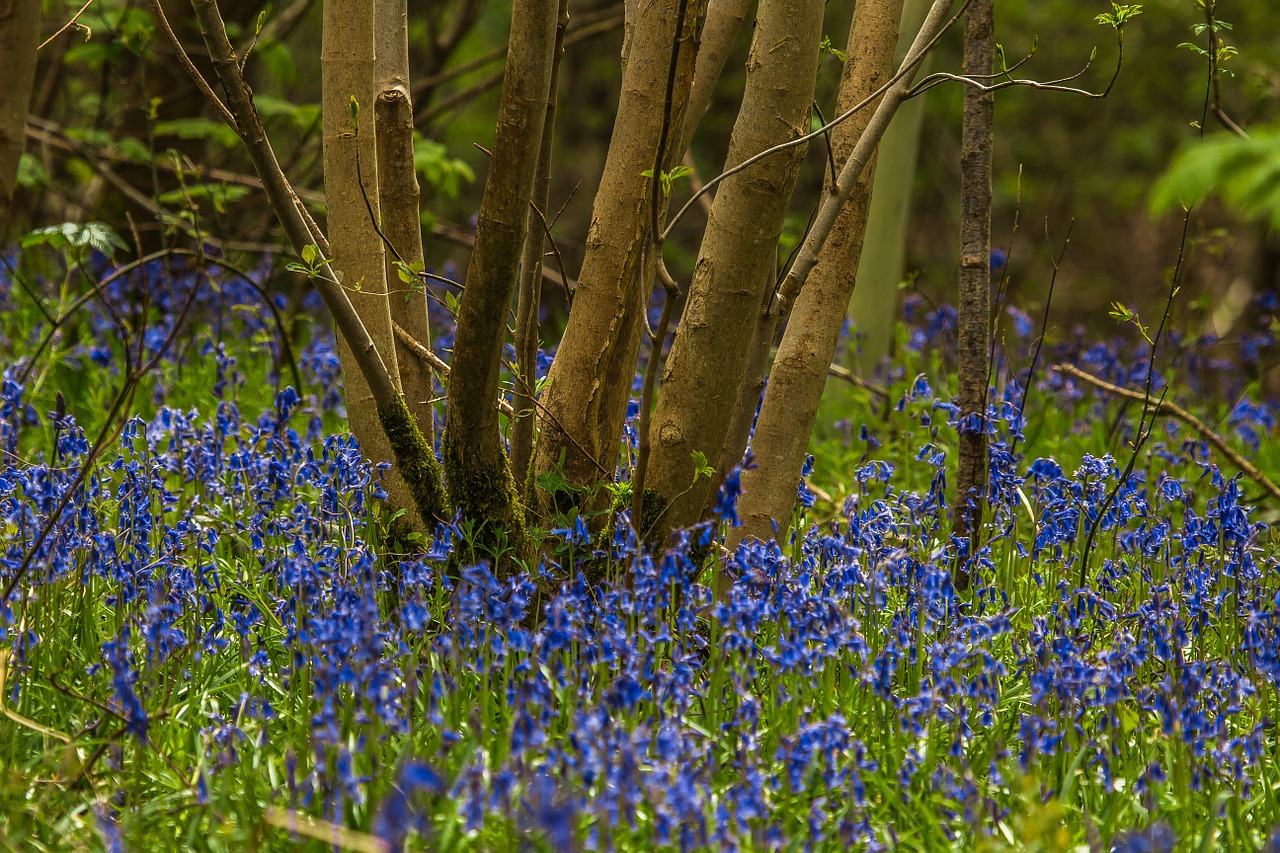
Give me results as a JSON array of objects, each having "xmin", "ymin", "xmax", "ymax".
[{"xmin": 2, "ymin": 252, "xmax": 1279, "ymax": 852}]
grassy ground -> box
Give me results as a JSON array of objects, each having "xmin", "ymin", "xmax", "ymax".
[{"xmin": 2, "ymin": 249, "xmax": 1280, "ymax": 852}]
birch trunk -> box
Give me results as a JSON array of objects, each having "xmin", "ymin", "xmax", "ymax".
[
  {"xmin": 532, "ymin": 0, "xmax": 703, "ymax": 511},
  {"xmin": 953, "ymin": 0, "xmax": 995, "ymax": 589},
  {"xmin": 643, "ymin": 0, "xmax": 824, "ymax": 539},
  {"xmin": 375, "ymin": 0, "xmax": 435, "ymax": 453},
  {"xmin": 731, "ymin": 0, "xmax": 903, "ymax": 546},
  {"xmin": 444, "ymin": 0, "xmax": 558, "ymax": 553},
  {"xmin": 0, "ymin": 0, "xmax": 41, "ymax": 242}
]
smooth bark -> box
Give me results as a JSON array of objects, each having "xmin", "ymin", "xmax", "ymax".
[
  {"xmin": 0, "ymin": 0, "xmax": 42, "ymax": 242},
  {"xmin": 953, "ymin": 0, "xmax": 994, "ymax": 587},
  {"xmin": 731, "ymin": 0, "xmax": 903, "ymax": 547},
  {"xmin": 323, "ymin": 0, "xmax": 418, "ymax": 519},
  {"xmin": 532, "ymin": 0, "xmax": 703, "ymax": 509},
  {"xmin": 512, "ymin": 0, "xmax": 570, "ymax": 493},
  {"xmin": 375, "ymin": 0, "xmax": 435, "ymax": 451},
  {"xmin": 183, "ymin": 0, "xmax": 449, "ymax": 527},
  {"xmin": 444, "ymin": 0, "xmax": 558, "ymax": 545},
  {"xmin": 643, "ymin": 0, "xmax": 825, "ymax": 539},
  {"xmin": 845, "ymin": 0, "xmax": 933, "ymax": 373}
]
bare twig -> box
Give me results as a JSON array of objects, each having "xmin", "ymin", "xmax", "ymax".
[
  {"xmin": 1011, "ymin": 216, "xmax": 1073, "ymax": 457},
  {"xmin": 38, "ymin": 0, "xmax": 96, "ymax": 51},
  {"xmin": 1055, "ymin": 363, "xmax": 1280, "ymax": 504},
  {"xmin": 412, "ymin": 7, "xmax": 622, "ymax": 101},
  {"xmin": 825, "ymin": 362, "xmax": 890, "ymax": 400},
  {"xmin": 631, "ymin": 255, "xmax": 682, "ymax": 532},
  {"xmin": 392, "ymin": 322, "xmax": 516, "ymax": 419},
  {"xmin": 147, "ymin": 0, "xmax": 237, "ymax": 128},
  {"xmin": 257, "ymin": 0, "xmax": 314, "ymax": 43}
]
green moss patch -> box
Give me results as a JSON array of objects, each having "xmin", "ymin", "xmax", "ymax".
[{"xmin": 377, "ymin": 394, "xmax": 451, "ymax": 527}]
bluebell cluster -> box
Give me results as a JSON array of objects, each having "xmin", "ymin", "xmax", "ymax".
[{"xmin": 4, "ymin": 256, "xmax": 1280, "ymax": 850}]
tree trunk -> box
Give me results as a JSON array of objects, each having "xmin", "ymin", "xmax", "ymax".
[
  {"xmin": 677, "ymin": 0, "xmax": 751, "ymax": 158},
  {"xmin": 375, "ymin": 0, "xmax": 436, "ymax": 458},
  {"xmin": 323, "ymin": 0, "xmax": 419, "ymax": 518},
  {"xmin": 730, "ymin": 0, "xmax": 903, "ymax": 547},
  {"xmin": 642, "ymin": 0, "xmax": 825, "ymax": 541},
  {"xmin": 512, "ymin": 0, "xmax": 570, "ymax": 494},
  {"xmin": 953, "ymin": 0, "xmax": 994, "ymax": 589},
  {"xmin": 443, "ymin": 0, "xmax": 558, "ymax": 558},
  {"xmin": 532, "ymin": 0, "xmax": 703, "ymax": 513},
  {"xmin": 0, "ymin": 0, "xmax": 42, "ymax": 242},
  {"xmin": 845, "ymin": 0, "xmax": 932, "ymax": 374},
  {"xmin": 185, "ymin": 0, "xmax": 448, "ymax": 529},
  {"xmin": 711, "ymin": 265, "xmax": 774, "ymax": 488}
]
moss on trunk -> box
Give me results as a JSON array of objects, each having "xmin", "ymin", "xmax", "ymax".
[
  {"xmin": 377, "ymin": 395, "xmax": 450, "ymax": 528},
  {"xmin": 441, "ymin": 429, "xmax": 532, "ymax": 576}
]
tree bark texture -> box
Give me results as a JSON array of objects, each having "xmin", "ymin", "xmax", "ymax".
[
  {"xmin": 953, "ymin": 0, "xmax": 994, "ymax": 585},
  {"xmin": 444, "ymin": 0, "xmax": 558, "ymax": 541},
  {"xmin": 643, "ymin": 0, "xmax": 825, "ymax": 540},
  {"xmin": 711, "ymin": 265, "xmax": 773, "ymax": 487},
  {"xmin": 512, "ymin": 0, "xmax": 570, "ymax": 494},
  {"xmin": 676, "ymin": 0, "xmax": 751, "ymax": 158},
  {"xmin": 0, "ymin": 0, "xmax": 41, "ymax": 242},
  {"xmin": 731, "ymin": 0, "xmax": 903, "ymax": 547},
  {"xmin": 845, "ymin": 0, "xmax": 932, "ymax": 374},
  {"xmin": 186, "ymin": 0, "xmax": 448, "ymax": 528},
  {"xmin": 323, "ymin": 0, "xmax": 420, "ymax": 517},
  {"xmin": 375, "ymin": 0, "xmax": 435, "ymax": 452},
  {"xmin": 532, "ymin": 0, "xmax": 703, "ymax": 508}
]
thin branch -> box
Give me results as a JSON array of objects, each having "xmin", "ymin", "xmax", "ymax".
[
  {"xmin": 1010, "ymin": 216, "xmax": 1073, "ymax": 457},
  {"xmin": 392, "ymin": 322, "xmax": 515, "ymax": 418},
  {"xmin": 631, "ymin": 254, "xmax": 682, "ymax": 531},
  {"xmin": 1055, "ymin": 363, "xmax": 1280, "ymax": 504},
  {"xmin": 529, "ymin": 199, "xmax": 573, "ymax": 307},
  {"xmin": 908, "ymin": 24, "xmax": 1129, "ymax": 101},
  {"xmin": 38, "ymin": 0, "xmax": 96, "ymax": 51},
  {"xmin": 148, "ymin": 0, "xmax": 237, "ymax": 129},
  {"xmin": 649, "ymin": 0, "xmax": 692, "ymax": 243},
  {"xmin": 825, "ymin": 362, "xmax": 890, "ymax": 400},
  {"xmin": 663, "ymin": 0, "xmax": 971, "ymax": 242},
  {"xmin": 258, "ymin": 0, "xmax": 314, "ymax": 43},
  {"xmin": 412, "ymin": 7, "xmax": 623, "ymax": 102}
]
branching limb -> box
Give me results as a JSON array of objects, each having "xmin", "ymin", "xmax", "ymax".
[
  {"xmin": 392, "ymin": 321, "xmax": 517, "ymax": 419},
  {"xmin": 663, "ymin": 0, "xmax": 970, "ymax": 242}
]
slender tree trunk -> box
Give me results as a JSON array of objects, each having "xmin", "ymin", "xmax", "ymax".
[
  {"xmin": 643, "ymin": 0, "xmax": 825, "ymax": 541},
  {"xmin": 375, "ymin": 0, "xmax": 435, "ymax": 455},
  {"xmin": 444, "ymin": 0, "xmax": 558, "ymax": 555},
  {"xmin": 677, "ymin": 0, "xmax": 751, "ymax": 158},
  {"xmin": 731, "ymin": 0, "xmax": 903, "ymax": 547},
  {"xmin": 711, "ymin": 265, "xmax": 773, "ymax": 486},
  {"xmin": 953, "ymin": 0, "xmax": 994, "ymax": 589},
  {"xmin": 512, "ymin": 0, "xmax": 570, "ymax": 493},
  {"xmin": 323, "ymin": 0, "xmax": 421, "ymax": 518},
  {"xmin": 0, "ymin": 0, "xmax": 42, "ymax": 242},
  {"xmin": 183, "ymin": 0, "xmax": 449, "ymax": 528},
  {"xmin": 845, "ymin": 0, "xmax": 932, "ymax": 374},
  {"xmin": 532, "ymin": 0, "xmax": 703, "ymax": 512}
]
